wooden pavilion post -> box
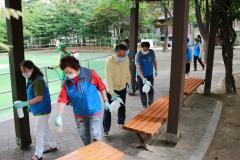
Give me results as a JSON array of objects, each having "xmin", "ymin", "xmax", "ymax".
[
  {"xmin": 129, "ymin": 0, "xmax": 139, "ymax": 94},
  {"xmin": 5, "ymin": 0, "xmax": 32, "ymax": 149},
  {"xmin": 166, "ymin": 0, "xmax": 189, "ymax": 144}
]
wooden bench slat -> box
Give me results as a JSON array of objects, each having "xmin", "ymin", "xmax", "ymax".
[
  {"xmin": 185, "ymin": 81, "xmax": 203, "ymax": 94},
  {"xmin": 56, "ymin": 141, "xmax": 124, "ymax": 160},
  {"xmin": 56, "ymin": 141, "xmax": 108, "ymax": 160},
  {"xmin": 147, "ymin": 111, "xmax": 168, "ymax": 135},
  {"xmin": 184, "ymin": 78, "xmax": 204, "ymax": 95},
  {"xmin": 141, "ymin": 106, "xmax": 169, "ymax": 136},
  {"xmin": 85, "ymin": 146, "xmax": 123, "ymax": 160},
  {"xmin": 123, "ymin": 97, "xmax": 169, "ymax": 136},
  {"xmin": 123, "ymin": 98, "xmax": 165, "ymax": 129},
  {"xmin": 93, "ymin": 148, "xmax": 124, "ymax": 160},
  {"xmin": 127, "ymin": 99, "xmax": 167, "ymax": 131},
  {"xmin": 132, "ymin": 98, "xmax": 169, "ymax": 135},
  {"xmin": 187, "ymin": 79, "xmax": 203, "ymax": 90},
  {"xmin": 123, "ymin": 97, "xmax": 167, "ymax": 129},
  {"xmin": 185, "ymin": 78, "xmax": 198, "ymax": 91},
  {"xmin": 75, "ymin": 144, "xmax": 109, "ymax": 160}
]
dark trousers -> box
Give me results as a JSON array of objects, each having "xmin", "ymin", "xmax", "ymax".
[
  {"xmin": 185, "ymin": 63, "xmax": 190, "ymax": 74},
  {"xmin": 103, "ymin": 87, "xmax": 127, "ymax": 132},
  {"xmin": 194, "ymin": 56, "xmax": 205, "ymax": 70},
  {"xmin": 137, "ymin": 75, "xmax": 154, "ymax": 107}
]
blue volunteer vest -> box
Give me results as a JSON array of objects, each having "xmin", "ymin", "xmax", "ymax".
[
  {"xmin": 27, "ymin": 76, "xmax": 51, "ymax": 115},
  {"xmin": 64, "ymin": 67, "xmax": 102, "ymax": 116},
  {"xmin": 137, "ymin": 49, "xmax": 155, "ymax": 77}
]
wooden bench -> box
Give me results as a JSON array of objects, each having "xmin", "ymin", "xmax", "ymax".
[
  {"xmin": 123, "ymin": 96, "xmax": 169, "ymax": 151},
  {"xmin": 56, "ymin": 141, "xmax": 124, "ymax": 160},
  {"xmin": 122, "ymin": 77, "xmax": 204, "ymax": 151},
  {"xmin": 184, "ymin": 77, "xmax": 205, "ymax": 96}
]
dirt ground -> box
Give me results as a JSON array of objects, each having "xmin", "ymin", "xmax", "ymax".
[{"xmin": 203, "ymin": 73, "xmax": 240, "ymax": 160}]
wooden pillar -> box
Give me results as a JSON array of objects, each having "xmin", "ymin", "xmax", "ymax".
[
  {"xmin": 129, "ymin": 0, "xmax": 139, "ymax": 94},
  {"xmin": 5, "ymin": 0, "xmax": 32, "ymax": 149},
  {"xmin": 204, "ymin": 5, "xmax": 218, "ymax": 95},
  {"xmin": 167, "ymin": 0, "xmax": 189, "ymax": 144}
]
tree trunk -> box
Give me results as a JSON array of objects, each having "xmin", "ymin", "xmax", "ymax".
[
  {"xmin": 203, "ymin": 39, "xmax": 208, "ymax": 64},
  {"xmin": 194, "ymin": 0, "xmax": 210, "ymax": 64},
  {"xmin": 222, "ymin": 42, "xmax": 237, "ymax": 93}
]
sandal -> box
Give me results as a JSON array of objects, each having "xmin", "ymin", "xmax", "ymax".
[
  {"xmin": 43, "ymin": 147, "xmax": 58, "ymax": 154},
  {"xmin": 31, "ymin": 155, "xmax": 42, "ymax": 160}
]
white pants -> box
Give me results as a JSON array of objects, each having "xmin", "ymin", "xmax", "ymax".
[{"xmin": 34, "ymin": 114, "xmax": 57, "ymax": 158}]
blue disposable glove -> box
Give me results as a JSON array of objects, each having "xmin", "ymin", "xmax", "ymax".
[
  {"xmin": 111, "ymin": 93, "xmax": 119, "ymax": 101},
  {"xmin": 142, "ymin": 78, "xmax": 147, "ymax": 85},
  {"xmin": 105, "ymin": 101, "xmax": 112, "ymax": 113},
  {"xmin": 14, "ymin": 100, "xmax": 28, "ymax": 109},
  {"xmin": 127, "ymin": 84, "xmax": 133, "ymax": 94},
  {"xmin": 55, "ymin": 114, "xmax": 63, "ymax": 126}
]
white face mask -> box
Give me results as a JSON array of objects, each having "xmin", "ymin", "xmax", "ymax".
[
  {"xmin": 66, "ymin": 72, "xmax": 78, "ymax": 79},
  {"xmin": 115, "ymin": 55, "xmax": 126, "ymax": 63},
  {"xmin": 22, "ymin": 72, "xmax": 32, "ymax": 79},
  {"xmin": 142, "ymin": 50, "xmax": 149, "ymax": 55}
]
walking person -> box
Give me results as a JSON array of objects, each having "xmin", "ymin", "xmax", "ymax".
[
  {"xmin": 193, "ymin": 37, "xmax": 205, "ymax": 71},
  {"xmin": 135, "ymin": 42, "xmax": 158, "ymax": 108},
  {"xmin": 55, "ymin": 56, "xmax": 111, "ymax": 146},
  {"xmin": 185, "ymin": 38, "xmax": 193, "ymax": 79},
  {"xmin": 48, "ymin": 44, "xmax": 73, "ymax": 83},
  {"xmin": 103, "ymin": 44, "xmax": 132, "ymax": 136},
  {"xmin": 14, "ymin": 60, "xmax": 57, "ymax": 160}
]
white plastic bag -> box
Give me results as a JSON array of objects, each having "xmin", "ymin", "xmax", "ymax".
[
  {"xmin": 17, "ymin": 108, "xmax": 24, "ymax": 118},
  {"xmin": 142, "ymin": 81, "xmax": 152, "ymax": 93},
  {"xmin": 110, "ymin": 97, "xmax": 124, "ymax": 111},
  {"xmin": 14, "ymin": 101, "xmax": 24, "ymax": 118}
]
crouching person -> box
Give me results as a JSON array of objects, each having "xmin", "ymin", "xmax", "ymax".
[
  {"xmin": 14, "ymin": 60, "xmax": 57, "ymax": 160},
  {"xmin": 55, "ymin": 56, "xmax": 110, "ymax": 146}
]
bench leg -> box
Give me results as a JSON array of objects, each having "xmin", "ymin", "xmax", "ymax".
[{"xmin": 131, "ymin": 133, "xmax": 154, "ymax": 152}]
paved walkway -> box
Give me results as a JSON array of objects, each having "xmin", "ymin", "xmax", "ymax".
[{"xmin": 0, "ymin": 48, "xmax": 239, "ymax": 160}]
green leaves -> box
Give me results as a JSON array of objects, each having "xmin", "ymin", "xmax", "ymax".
[
  {"xmin": 0, "ymin": 7, "xmax": 22, "ymax": 20},
  {"xmin": 0, "ymin": 7, "xmax": 22, "ymax": 51}
]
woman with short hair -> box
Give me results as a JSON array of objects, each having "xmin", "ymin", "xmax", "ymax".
[{"xmin": 55, "ymin": 56, "xmax": 110, "ymax": 146}]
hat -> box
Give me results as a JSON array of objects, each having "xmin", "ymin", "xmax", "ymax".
[
  {"xmin": 56, "ymin": 44, "xmax": 66, "ymax": 51},
  {"xmin": 72, "ymin": 50, "xmax": 78, "ymax": 54}
]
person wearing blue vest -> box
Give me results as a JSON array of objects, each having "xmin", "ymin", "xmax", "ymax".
[
  {"xmin": 55, "ymin": 56, "xmax": 110, "ymax": 146},
  {"xmin": 14, "ymin": 60, "xmax": 57, "ymax": 160},
  {"xmin": 186, "ymin": 38, "xmax": 193, "ymax": 78},
  {"xmin": 193, "ymin": 37, "xmax": 205, "ymax": 71},
  {"xmin": 135, "ymin": 42, "xmax": 158, "ymax": 108},
  {"xmin": 122, "ymin": 39, "xmax": 130, "ymax": 56}
]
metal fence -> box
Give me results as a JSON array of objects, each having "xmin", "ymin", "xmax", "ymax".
[{"xmin": 0, "ymin": 54, "xmax": 110, "ymax": 112}]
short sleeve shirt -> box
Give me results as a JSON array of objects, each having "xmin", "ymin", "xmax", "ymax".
[
  {"xmin": 32, "ymin": 79, "xmax": 44, "ymax": 96},
  {"xmin": 135, "ymin": 49, "xmax": 156, "ymax": 77}
]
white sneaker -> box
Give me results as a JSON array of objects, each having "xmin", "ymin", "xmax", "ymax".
[{"xmin": 104, "ymin": 132, "xmax": 110, "ymax": 137}]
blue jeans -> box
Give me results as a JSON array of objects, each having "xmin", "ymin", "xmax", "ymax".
[{"xmin": 75, "ymin": 116, "xmax": 102, "ymax": 146}]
